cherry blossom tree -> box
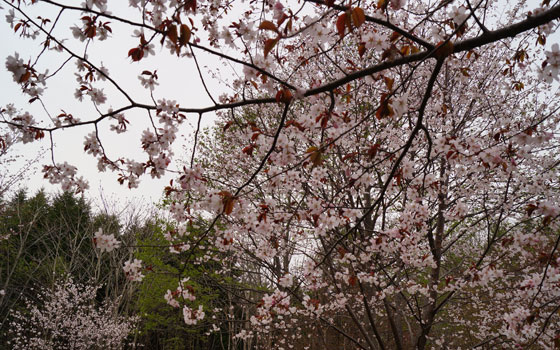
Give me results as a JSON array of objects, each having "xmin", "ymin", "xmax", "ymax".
[
  {"xmin": 6, "ymin": 277, "xmax": 136, "ymax": 349},
  {"xmin": 2, "ymin": 0, "xmax": 560, "ymax": 349}
]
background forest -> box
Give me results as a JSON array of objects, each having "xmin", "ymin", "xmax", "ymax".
[{"xmin": 0, "ymin": 189, "xmax": 241, "ymax": 349}]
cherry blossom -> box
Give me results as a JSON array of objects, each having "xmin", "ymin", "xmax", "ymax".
[
  {"xmin": 122, "ymin": 258, "xmax": 144, "ymax": 282},
  {"xmin": 93, "ymin": 228, "xmax": 121, "ymax": 252},
  {"xmin": 5, "ymin": 53, "xmax": 26, "ymax": 83},
  {"xmin": 541, "ymin": 43, "xmax": 560, "ymax": 82},
  {"xmin": 183, "ymin": 305, "xmax": 205, "ymax": 325}
]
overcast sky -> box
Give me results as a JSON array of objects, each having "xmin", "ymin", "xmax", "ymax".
[{"xmin": 0, "ymin": 1, "xmax": 226, "ymax": 209}]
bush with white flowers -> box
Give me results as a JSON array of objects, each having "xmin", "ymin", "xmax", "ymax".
[{"xmin": 6, "ymin": 278, "xmax": 136, "ymax": 350}]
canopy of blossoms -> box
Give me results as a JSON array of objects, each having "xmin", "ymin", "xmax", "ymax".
[{"xmin": 2, "ymin": 0, "xmax": 560, "ymax": 348}]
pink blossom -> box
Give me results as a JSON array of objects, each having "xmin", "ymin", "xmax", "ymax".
[{"xmin": 93, "ymin": 228, "xmax": 121, "ymax": 252}]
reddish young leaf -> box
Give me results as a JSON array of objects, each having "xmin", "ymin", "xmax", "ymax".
[
  {"xmin": 128, "ymin": 47, "xmax": 144, "ymax": 61},
  {"xmin": 242, "ymin": 144, "xmax": 255, "ymax": 155},
  {"xmin": 306, "ymin": 147, "xmax": 323, "ymax": 167},
  {"xmin": 351, "ymin": 7, "xmax": 366, "ymax": 28},
  {"xmin": 218, "ymin": 191, "xmax": 236, "ymax": 215},
  {"xmin": 383, "ymin": 76, "xmax": 394, "ymax": 91},
  {"xmin": 375, "ymin": 94, "xmax": 394, "ymax": 119},
  {"xmin": 258, "ymin": 20, "xmax": 278, "ymax": 32},
  {"xmin": 264, "ymin": 38, "xmax": 279, "ymax": 57},
  {"xmin": 18, "ymin": 70, "xmax": 31, "ymax": 83},
  {"xmin": 342, "ymin": 152, "xmax": 358, "ymax": 162},
  {"xmin": 275, "ymin": 89, "xmax": 293, "ymax": 103},
  {"xmin": 179, "ymin": 24, "xmax": 191, "ymax": 46},
  {"xmin": 368, "ymin": 143, "xmax": 381, "ymax": 158},
  {"xmin": 277, "ymin": 13, "xmax": 288, "ymax": 27},
  {"xmin": 185, "ymin": 0, "xmax": 196, "ymax": 12},
  {"xmin": 514, "ymin": 49, "xmax": 527, "ymax": 62},
  {"xmin": 84, "ymin": 25, "xmax": 96, "ymax": 38},
  {"xmin": 377, "ymin": 0, "xmax": 389, "ymax": 9},
  {"xmin": 34, "ymin": 129, "xmax": 45, "ymax": 140},
  {"xmin": 336, "ymin": 13, "xmax": 348, "ymax": 37},
  {"xmin": 285, "ymin": 120, "xmax": 306, "ymax": 132},
  {"xmin": 358, "ymin": 43, "xmax": 366, "ymax": 57},
  {"xmin": 167, "ymin": 25, "xmax": 178, "ymax": 44},
  {"xmin": 395, "ymin": 170, "xmax": 402, "ymax": 186},
  {"xmin": 390, "ymin": 31, "xmax": 401, "ymax": 42}
]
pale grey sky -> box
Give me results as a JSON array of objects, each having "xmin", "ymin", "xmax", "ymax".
[{"xmin": 0, "ymin": 1, "xmax": 223, "ymax": 206}]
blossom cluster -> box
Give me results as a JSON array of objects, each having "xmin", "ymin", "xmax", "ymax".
[
  {"xmin": 7, "ymin": 278, "xmax": 135, "ymax": 349},
  {"xmin": 93, "ymin": 228, "xmax": 121, "ymax": 253},
  {"xmin": 42, "ymin": 163, "xmax": 89, "ymax": 193},
  {"xmin": 541, "ymin": 43, "xmax": 560, "ymax": 83},
  {"xmin": 183, "ymin": 305, "xmax": 205, "ymax": 325},
  {"xmin": 122, "ymin": 258, "xmax": 144, "ymax": 282}
]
